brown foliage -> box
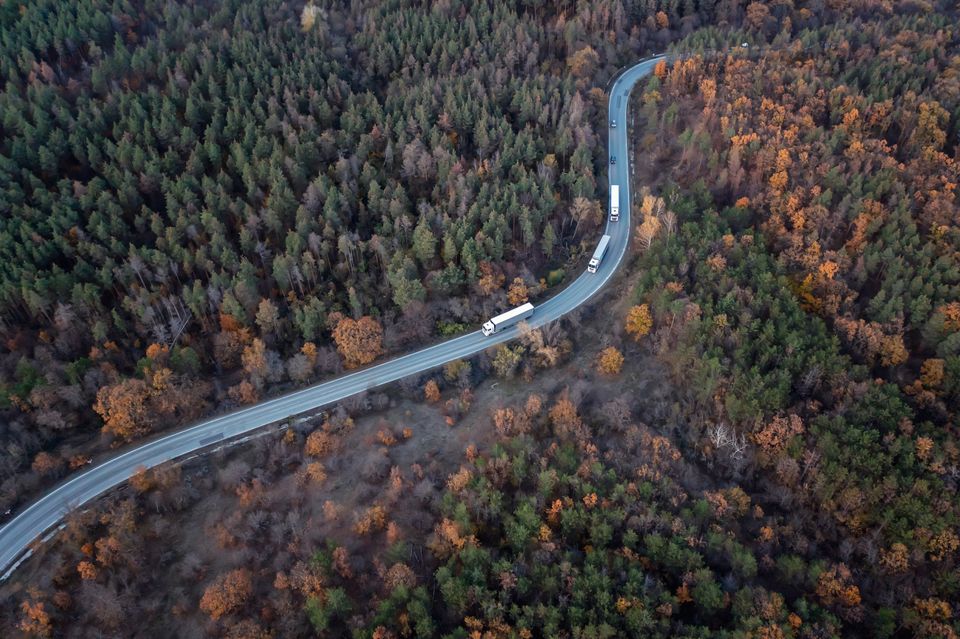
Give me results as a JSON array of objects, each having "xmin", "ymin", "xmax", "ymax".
[
  {"xmin": 477, "ymin": 262, "xmax": 505, "ymax": 296},
  {"xmin": 566, "ymin": 46, "xmax": 599, "ymax": 79},
  {"xmin": 68, "ymin": 454, "xmax": 92, "ymax": 470},
  {"xmin": 213, "ymin": 330, "xmax": 247, "ymax": 369},
  {"xmin": 446, "ymin": 466, "xmax": 473, "ymax": 493},
  {"xmin": 424, "ymin": 379, "xmax": 441, "ymax": 403},
  {"xmin": 376, "ymin": 428, "xmax": 397, "ymax": 446},
  {"xmin": 596, "ymin": 347, "xmax": 624, "ymax": 376},
  {"xmin": 753, "ymin": 414, "xmax": 804, "ymax": 458},
  {"xmin": 304, "ymin": 430, "xmax": 337, "ymax": 458},
  {"xmin": 31, "ymin": 451, "xmax": 63, "ymax": 477},
  {"xmin": 290, "ymin": 560, "xmax": 326, "ymax": 599},
  {"xmin": 354, "ymin": 504, "xmax": 388, "ymax": 535},
  {"xmin": 225, "ymin": 620, "xmax": 273, "ymax": 639},
  {"xmin": 879, "ymin": 543, "xmax": 909, "ymax": 574},
  {"xmin": 297, "ymin": 461, "xmax": 327, "ymax": 486},
  {"xmin": 228, "ymin": 379, "xmax": 259, "ymax": 405},
  {"xmin": 77, "ymin": 560, "xmax": 98, "ymax": 580},
  {"xmin": 653, "ymin": 59, "xmax": 667, "ymax": 79},
  {"xmin": 199, "ymin": 568, "xmax": 253, "ymax": 621},
  {"xmin": 129, "ymin": 466, "xmax": 155, "ymax": 493},
  {"xmin": 816, "ymin": 564, "xmax": 862, "ymax": 608},
  {"xmin": 18, "ymin": 593, "xmax": 52, "ymax": 638},
  {"xmin": 429, "ymin": 518, "xmax": 477, "ymax": 559},
  {"xmin": 745, "ymin": 3, "xmax": 770, "ymax": 29},
  {"xmin": 333, "ymin": 546, "xmax": 353, "ymax": 579},
  {"xmin": 524, "ymin": 393, "xmax": 543, "ymax": 417},
  {"xmin": 926, "ymin": 529, "xmax": 959, "ymax": 562},
  {"xmin": 549, "ymin": 395, "xmax": 585, "ymax": 440},
  {"xmin": 94, "ymin": 535, "xmax": 122, "ymax": 568},
  {"xmin": 492, "ymin": 407, "xmax": 531, "ymax": 438},
  {"xmin": 93, "ymin": 378, "xmax": 152, "ymax": 442},
  {"xmin": 625, "ymin": 305, "xmax": 653, "ymax": 341},
  {"xmin": 507, "ymin": 277, "xmax": 529, "ymax": 306},
  {"xmin": 145, "ymin": 343, "xmax": 169, "ymax": 362},
  {"xmin": 384, "ymin": 562, "xmax": 417, "ymax": 591},
  {"xmin": 241, "ymin": 338, "xmax": 269, "ymax": 385},
  {"xmin": 94, "ymin": 369, "xmax": 209, "ymax": 442},
  {"xmin": 332, "ymin": 316, "xmax": 384, "ymax": 368}
]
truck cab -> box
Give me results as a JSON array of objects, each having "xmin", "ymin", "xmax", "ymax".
[
  {"xmin": 588, "ymin": 234, "xmax": 611, "ymax": 274},
  {"xmin": 482, "ymin": 303, "xmax": 535, "ymax": 336}
]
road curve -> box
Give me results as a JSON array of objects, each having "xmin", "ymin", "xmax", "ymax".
[{"xmin": 0, "ymin": 55, "xmax": 665, "ymax": 580}]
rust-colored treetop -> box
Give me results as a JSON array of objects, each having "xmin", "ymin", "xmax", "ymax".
[{"xmin": 332, "ymin": 316, "xmax": 385, "ymax": 368}]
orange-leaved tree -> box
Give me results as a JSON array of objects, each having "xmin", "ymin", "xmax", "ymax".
[
  {"xmin": 625, "ymin": 305, "xmax": 653, "ymax": 341},
  {"xmin": 93, "ymin": 378, "xmax": 153, "ymax": 442},
  {"xmin": 596, "ymin": 347, "xmax": 624, "ymax": 375},
  {"xmin": 424, "ymin": 379, "xmax": 441, "ymax": 403},
  {"xmin": 507, "ymin": 277, "xmax": 529, "ymax": 306},
  {"xmin": 332, "ymin": 316, "xmax": 384, "ymax": 368},
  {"xmin": 199, "ymin": 568, "xmax": 253, "ymax": 621}
]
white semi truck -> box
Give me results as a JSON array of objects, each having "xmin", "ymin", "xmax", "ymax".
[
  {"xmin": 588, "ymin": 234, "xmax": 612, "ymax": 273},
  {"xmin": 482, "ymin": 302, "xmax": 534, "ymax": 336},
  {"xmin": 610, "ymin": 184, "xmax": 620, "ymax": 221}
]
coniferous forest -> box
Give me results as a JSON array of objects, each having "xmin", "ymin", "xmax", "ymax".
[
  {"xmin": 1, "ymin": 0, "xmax": 625, "ymax": 498},
  {"xmin": 2, "ymin": 0, "xmax": 960, "ymax": 637}
]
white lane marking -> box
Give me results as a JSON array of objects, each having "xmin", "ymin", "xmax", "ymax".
[{"xmin": 0, "ymin": 55, "xmax": 665, "ymax": 578}]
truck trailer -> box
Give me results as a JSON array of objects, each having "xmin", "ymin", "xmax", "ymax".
[
  {"xmin": 482, "ymin": 302, "xmax": 534, "ymax": 336},
  {"xmin": 610, "ymin": 184, "xmax": 620, "ymax": 221},
  {"xmin": 588, "ymin": 234, "xmax": 612, "ymax": 273}
]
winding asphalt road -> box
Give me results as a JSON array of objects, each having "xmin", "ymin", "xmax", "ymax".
[{"xmin": 0, "ymin": 55, "xmax": 665, "ymax": 580}]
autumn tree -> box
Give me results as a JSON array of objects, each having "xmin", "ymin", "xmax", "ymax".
[
  {"xmin": 77, "ymin": 560, "xmax": 99, "ymax": 580},
  {"xmin": 625, "ymin": 305, "xmax": 653, "ymax": 340},
  {"xmin": 424, "ymin": 379, "xmax": 441, "ymax": 403},
  {"xmin": 507, "ymin": 277, "xmax": 529, "ymax": 306},
  {"xmin": 745, "ymin": 2, "xmax": 771, "ymax": 31},
  {"xmin": 492, "ymin": 345, "xmax": 524, "ymax": 378},
  {"xmin": 477, "ymin": 262, "xmax": 505, "ymax": 296},
  {"xmin": 241, "ymin": 338, "xmax": 282, "ymax": 388},
  {"xmin": 332, "ymin": 316, "xmax": 384, "ymax": 368},
  {"xmin": 596, "ymin": 347, "xmax": 624, "ymax": 375},
  {"xmin": 815, "ymin": 564, "xmax": 861, "ymax": 609},
  {"xmin": 199, "ymin": 568, "xmax": 253, "ymax": 621},
  {"xmin": 566, "ymin": 46, "xmax": 599, "ymax": 80},
  {"xmin": 31, "ymin": 452, "xmax": 63, "ymax": 477},
  {"xmin": 305, "ymin": 430, "xmax": 337, "ymax": 458},
  {"xmin": 18, "ymin": 592, "xmax": 52, "ymax": 638},
  {"xmin": 93, "ymin": 378, "xmax": 153, "ymax": 442},
  {"xmin": 549, "ymin": 394, "xmax": 585, "ymax": 440},
  {"xmin": 254, "ymin": 298, "xmax": 281, "ymax": 339}
]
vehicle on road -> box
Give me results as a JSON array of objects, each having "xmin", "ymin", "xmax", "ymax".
[
  {"xmin": 610, "ymin": 155, "xmax": 616, "ymax": 164},
  {"xmin": 481, "ymin": 303, "xmax": 534, "ymax": 336},
  {"xmin": 588, "ymin": 235, "xmax": 611, "ymax": 273},
  {"xmin": 610, "ymin": 184, "xmax": 620, "ymax": 221},
  {"xmin": 610, "ymin": 119, "xmax": 616, "ymax": 128},
  {"xmin": 0, "ymin": 55, "xmax": 666, "ymax": 584}
]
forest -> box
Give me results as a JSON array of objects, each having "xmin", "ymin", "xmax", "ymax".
[
  {"xmin": 2, "ymin": 0, "xmax": 960, "ymax": 637},
  {"xmin": 0, "ymin": 0, "xmax": 636, "ymax": 510},
  {"xmin": 630, "ymin": 5, "xmax": 960, "ymax": 637}
]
